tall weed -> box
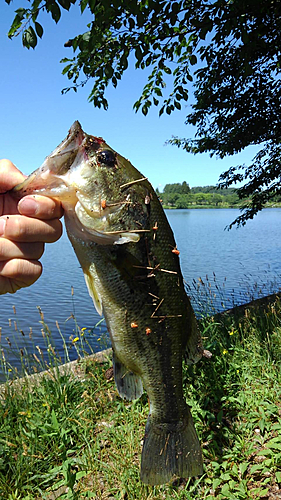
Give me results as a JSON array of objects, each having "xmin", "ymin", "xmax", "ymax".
[{"xmin": 0, "ymin": 296, "xmax": 280, "ymax": 498}]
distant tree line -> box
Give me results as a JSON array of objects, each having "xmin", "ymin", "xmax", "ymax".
[{"xmin": 156, "ymin": 182, "xmax": 281, "ymax": 210}]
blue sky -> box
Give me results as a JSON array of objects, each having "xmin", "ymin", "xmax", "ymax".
[{"xmin": 1, "ymin": 1, "xmax": 257, "ymax": 191}]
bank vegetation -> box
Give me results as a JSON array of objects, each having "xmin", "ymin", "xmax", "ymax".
[
  {"xmin": 158, "ymin": 183, "xmax": 281, "ymax": 211},
  {"xmin": 0, "ymin": 294, "xmax": 280, "ymax": 499}
]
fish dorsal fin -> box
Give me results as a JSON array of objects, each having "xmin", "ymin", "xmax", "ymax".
[
  {"xmin": 83, "ymin": 270, "xmax": 103, "ymax": 316},
  {"xmin": 113, "ymin": 350, "xmax": 143, "ymax": 401}
]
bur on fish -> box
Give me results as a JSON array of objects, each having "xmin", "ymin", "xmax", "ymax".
[{"xmin": 12, "ymin": 121, "xmax": 204, "ymax": 485}]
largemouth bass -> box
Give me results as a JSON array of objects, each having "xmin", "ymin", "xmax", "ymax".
[{"xmin": 12, "ymin": 121, "xmax": 203, "ymax": 485}]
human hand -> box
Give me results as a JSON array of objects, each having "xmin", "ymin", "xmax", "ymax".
[{"xmin": 0, "ymin": 159, "xmax": 63, "ymax": 294}]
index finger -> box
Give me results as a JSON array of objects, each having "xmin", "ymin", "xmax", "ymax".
[{"xmin": 18, "ymin": 195, "xmax": 64, "ymax": 220}]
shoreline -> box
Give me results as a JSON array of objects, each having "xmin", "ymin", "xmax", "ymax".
[
  {"xmin": 162, "ymin": 204, "xmax": 281, "ymax": 210},
  {"xmin": 1, "ymin": 292, "xmax": 279, "ymax": 393},
  {"xmin": 0, "ymin": 348, "xmax": 112, "ymax": 397}
]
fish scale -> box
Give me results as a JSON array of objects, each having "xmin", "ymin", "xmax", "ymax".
[{"xmin": 12, "ymin": 121, "xmax": 204, "ymax": 485}]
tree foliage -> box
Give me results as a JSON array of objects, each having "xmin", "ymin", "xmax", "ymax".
[
  {"xmin": 6, "ymin": 0, "xmax": 281, "ymax": 226},
  {"xmin": 160, "ymin": 183, "xmax": 244, "ymax": 209},
  {"xmin": 164, "ymin": 182, "xmax": 190, "ymax": 194}
]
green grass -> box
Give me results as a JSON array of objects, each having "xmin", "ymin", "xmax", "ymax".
[{"xmin": 0, "ymin": 297, "xmax": 281, "ymax": 499}]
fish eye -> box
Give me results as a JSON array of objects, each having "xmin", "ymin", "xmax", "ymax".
[{"xmin": 97, "ymin": 149, "xmax": 116, "ymax": 167}]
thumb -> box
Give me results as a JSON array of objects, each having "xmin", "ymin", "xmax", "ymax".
[{"xmin": 0, "ymin": 159, "xmax": 26, "ymax": 193}]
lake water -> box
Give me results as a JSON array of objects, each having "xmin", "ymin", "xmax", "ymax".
[{"xmin": 0, "ymin": 208, "xmax": 280, "ymax": 378}]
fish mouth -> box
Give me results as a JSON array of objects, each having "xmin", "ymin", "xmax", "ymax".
[
  {"xmin": 48, "ymin": 120, "xmax": 85, "ymax": 168},
  {"xmin": 11, "ymin": 121, "xmax": 87, "ymax": 199},
  {"xmin": 11, "ymin": 121, "xmax": 108, "ymax": 201}
]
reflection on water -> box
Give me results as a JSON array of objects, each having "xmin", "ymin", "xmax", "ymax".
[{"xmin": 0, "ymin": 208, "xmax": 280, "ymax": 378}]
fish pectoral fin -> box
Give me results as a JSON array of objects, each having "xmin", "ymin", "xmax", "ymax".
[
  {"xmin": 113, "ymin": 350, "xmax": 143, "ymax": 401},
  {"xmin": 83, "ymin": 270, "xmax": 103, "ymax": 316}
]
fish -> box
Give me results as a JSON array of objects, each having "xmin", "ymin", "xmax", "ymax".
[{"xmin": 12, "ymin": 121, "xmax": 204, "ymax": 485}]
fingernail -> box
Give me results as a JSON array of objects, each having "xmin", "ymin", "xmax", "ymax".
[
  {"xmin": 18, "ymin": 197, "xmax": 39, "ymax": 216},
  {"xmin": 0, "ymin": 218, "xmax": 6, "ymax": 236}
]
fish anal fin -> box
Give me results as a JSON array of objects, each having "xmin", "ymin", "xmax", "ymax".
[
  {"xmin": 113, "ymin": 351, "xmax": 143, "ymax": 401},
  {"xmin": 83, "ymin": 271, "xmax": 103, "ymax": 316}
]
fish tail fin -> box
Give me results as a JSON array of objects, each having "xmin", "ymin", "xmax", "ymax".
[{"xmin": 140, "ymin": 407, "xmax": 203, "ymax": 485}]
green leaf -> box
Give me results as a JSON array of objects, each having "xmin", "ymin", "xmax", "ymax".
[
  {"xmin": 57, "ymin": 0, "xmax": 71, "ymax": 10},
  {"xmin": 257, "ymin": 449, "xmax": 273, "ymax": 456},
  {"xmin": 62, "ymin": 64, "xmax": 72, "ymax": 75},
  {"xmin": 220, "ymin": 483, "xmax": 231, "ymax": 495},
  {"xmin": 76, "ymin": 470, "xmax": 87, "ymax": 480},
  {"xmin": 142, "ymin": 104, "xmax": 148, "ymax": 116},
  {"xmin": 31, "ymin": 8, "xmax": 39, "ymax": 22},
  {"xmin": 34, "ymin": 22, "xmax": 44, "ymax": 38},
  {"xmin": 135, "ymin": 46, "xmax": 142, "ymax": 62},
  {"xmin": 50, "ymin": 2, "xmax": 61, "ymax": 23},
  {"xmin": 154, "ymin": 87, "xmax": 163, "ymax": 97},
  {"xmin": 24, "ymin": 26, "xmax": 37, "ymax": 49},
  {"xmin": 250, "ymin": 464, "xmax": 263, "ymax": 474},
  {"xmin": 232, "ymin": 463, "xmax": 238, "ymax": 476},
  {"xmin": 104, "ymin": 65, "xmax": 113, "ymax": 79},
  {"xmin": 82, "ymin": 31, "xmax": 91, "ymax": 42},
  {"xmin": 258, "ymin": 418, "xmax": 266, "ymax": 433},
  {"xmin": 221, "ymin": 472, "xmax": 232, "ymax": 481},
  {"xmin": 88, "ymin": 0, "xmax": 96, "ymax": 13},
  {"xmin": 239, "ymin": 462, "xmax": 248, "ymax": 477},
  {"xmin": 15, "ymin": 7, "xmax": 27, "ymax": 19},
  {"xmin": 212, "ymin": 477, "xmax": 221, "ymax": 489},
  {"xmin": 267, "ymin": 442, "xmax": 281, "ymax": 451},
  {"xmin": 71, "ymin": 37, "xmax": 79, "ymax": 51},
  {"xmin": 128, "ymin": 17, "xmax": 135, "ymax": 30},
  {"xmin": 51, "ymin": 409, "xmax": 59, "ymax": 430},
  {"xmin": 120, "ymin": 55, "xmax": 128, "ymax": 69},
  {"xmin": 190, "ymin": 54, "xmax": 197, "ymax": 65},
  {"xmin": 80, "ymin": 0, "xmax": 88, "ymax": 13},
  {"xmin": 8, "ymin": 9, "xmax": 28, "ymax": 38},
  {"xmin": 241, "ymin": 29, "xmax": 249, "ymax": 44},
  {"xmin": 258, "ymin": 488, "xmax": 269, "ymax": 497}
]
